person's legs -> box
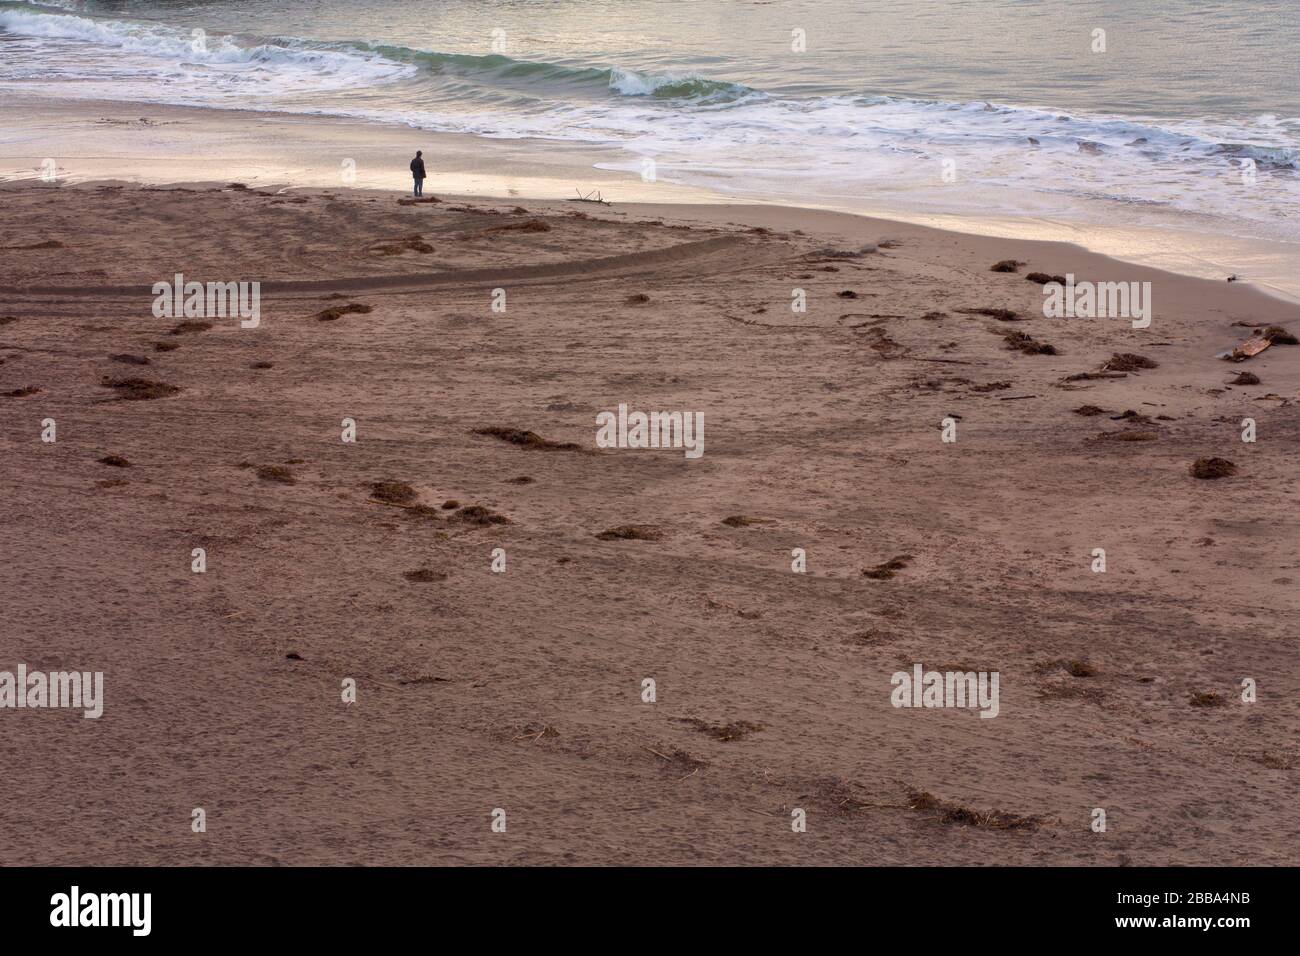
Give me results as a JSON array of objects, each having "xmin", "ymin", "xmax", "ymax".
[{"xmin": 413, "ymin": 177, "xmax": 420, "ymax": 197}]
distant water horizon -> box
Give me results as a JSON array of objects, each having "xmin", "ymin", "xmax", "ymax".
[{"xmin": 3, "ymin": 0, "xmax": 1299, "ymax": 257}]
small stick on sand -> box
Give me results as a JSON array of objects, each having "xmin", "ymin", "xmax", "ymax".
[{"xmin": 570, "ymin": 188, "xmax": 611, "ymax": 206}]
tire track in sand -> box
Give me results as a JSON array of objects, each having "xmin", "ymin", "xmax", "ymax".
[{"xmin": 0, "ymin": 235, "xmax": 754, "ymax": 302}]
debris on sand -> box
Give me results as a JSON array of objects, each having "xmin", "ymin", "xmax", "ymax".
[
  {"xmin": 990, "ymin": 259, "xmax": 1023, "ymax": 273},
  {"xmin": 1097, "ymin": 430, "xmax": 1158, "ymax": 442},
  {"xmin": 722, "ymin": 515, "xmax": 769, "ymax": 527},
  {"xmin": 512, "ymin": 722, "xmax": 560, "ymax": 742},
  {"xmin": 369, "ymin": 480, "xmax": 417, "ymax": 504},
  {"xmin": 1223, "ymin": 336, "xmax": 1271, "ymax": 361},
  {"xmin": 645, "ymin": 746, "xmax": 707, "ymax": 774},
  {"xmin": 1072, "ymin": 404, "xmax": 1108, "ymax": 416},
  {"xmin": 863, "ymin": 554, "xmax": 913, "ymax": 580},
  {"xmin": 505, "ymin": 475, "xmax": 535, "ymax": 484},
  {"xmin": 451, "ymin": 505, "xmax": 511, "ymax": 526},
  {"xmin": 403, "ymin": 568, "xmax": 447, "ymax": 583},
  {"xmin": 2, "ymin": 385, "xmax": 41, "ymax": 397},
  {"xmin": 401, "ymin": 674, "xmax": 451, "ymax": 686},
  {"xmin": 392, "ymin": 503, "xmax": 438, "ymax": 522},
  {"xmin": 677, "ymin": 718, "xmax": 764, "ymax": 742},
  {"xmin": 98, "ymin": 455, "xmax": 130, "ymax": 467},
  {"xmin": 801, "ymin": 777, "xmax": 879, "ymax": 818},
  {"xmin": 1191, "ymin": 457, "xmax": 1237, "ymax": 479},
  {"xmin": 0, "ymin": 316, "xmax": 18, "ymax": 326},
  {"xmin": 100, "ymin": 377, "xmax": 180, "ymax": 400},
  {"xmin": 970, "ymin": 381, "xmax": 1012, "ymax": 393},
  {"xmin": 153, "ymin": 341, "xmax": 181, "ymax": 352},
  {"xmin": 472, "ymin": 426, "xmax": 579, "ymax": 450},
  {"xmin": 109, "ymin": 353, "xmax": 151, "ymax": 366},
  {"xmin": 250, "ymin": 361, "xmax": 274, "ymax": 369},
  {"xmin": 96, "ymin": 478, "xmax": 129, "ymax": 489},
  {"xmin": 907, "ymin": 789, "xmax": 1042, "ymax": 830},
  {"xmin": 1189, "ymin": 691, "xmax": 1226, "ymax": 708},
  {"xmin": 1062, "ymin": 660, "xmax": 1097, "ymax": 677},
  {"xmin": 596, "ymin": 524, "xmax": 663, "ymax": 541},
  {"xmin": 959, "ymin": 307, "xmax": 1020, "ymax": 321},
  {"xmin": 570, "ymin": 188, "xmax": 611, "ymax": 206},
  {"xmin": 370, "ymin": 234, "xmax": 434, "ymax": 256},
  {"xmin": 168, "ymin": 320, "xmax": 212, "ymax": 335},
  {"xmin": 313, "ymin": 303, "xmax": 373, "ymax": 322},
  {"xmin": 1025, "ymin": 272, "xmax": 1068, "ymax": 285},
  {"xmin": 859, "ymin": 327, "xmax": 904, "ymax": 356},
  {"xmin": 1262, "ymin": 325, "xmax": 1297, "ymax": 345},
  {"xmin": 1250, "ymin": 752, "xmax": 1298, "ymax": 770},
  {"xmin": 1062, "ymin": 370, "xmax": 1125, "ymax": 381},
  {"xmin": 396, "ymin": 196, "xmax": 441, "ymax": 205},
  {"xmin": 837, "ymin": 290, "xmax": 859, "ymax": 299},
  {"xmin": 807, "ymin": 246, "xmax": 873, "ymax": 260},
  {"xmin": 441, "ymin": 499, "xmax": 460, "ymax": 510},
  {"xmin": 1230, "ymin": 371, "xmax": 1260, "ymax": 385},
  {"xmin": 486, "ymin": 218, "xmax": 551, "ymax": 233},
  {"xmin": 704, "ymin": 596, "xmax": 762, "ymax": 619},
  {"xmin": 626, "ymin": 293, "xmax": 651, "ymax": 304},
  {"xmin": 1003, "ymin": 331, "xmax": 1057, "ymax": 355},
  {"xmin": 1102, "ymin": 352, "xmax": 1158, "ymax": 372},
  {"xmin": 256, "ymin": 464, "xmax": 296, "ymax": 484},
  {"xmin": 1111, "ymin": 409, "xmax": 1153, "ymax": 423}
]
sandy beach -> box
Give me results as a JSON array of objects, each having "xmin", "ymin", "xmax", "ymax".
[{"xmin": 2, "ymin": 176, "xmax": 1297, "ymax": 865}]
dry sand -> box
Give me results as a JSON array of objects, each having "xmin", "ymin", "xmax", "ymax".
[{"xmin": 1, "ymin": 180, "xmax": 1298, "ymax": 865}]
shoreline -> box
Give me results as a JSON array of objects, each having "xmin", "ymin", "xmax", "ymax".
[{"xmin": 3, "ymin": 93, "xmax": 1299, "ymax": 304}]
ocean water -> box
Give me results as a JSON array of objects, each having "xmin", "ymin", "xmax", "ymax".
[{"xmin": 3, "ymin": 0, "xmax": 1299, "ymax": 251}]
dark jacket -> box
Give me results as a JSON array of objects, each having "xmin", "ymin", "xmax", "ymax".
[{"xmin": 410, "ymin": 156, "xmax": 426, "ymax": 179}]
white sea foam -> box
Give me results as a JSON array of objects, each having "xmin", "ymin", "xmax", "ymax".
[
  {"xmin": 4, "ymin": 2, "xmax": 1299, "ymax": 242},
  {"xmin": 0, "ymin": 6, "xmax": 415, "ymax": 93}
]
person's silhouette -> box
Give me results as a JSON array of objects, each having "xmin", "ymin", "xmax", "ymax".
[{"xmin": 409, "ymin": 150, "xmax": 426, "ymax": 198}]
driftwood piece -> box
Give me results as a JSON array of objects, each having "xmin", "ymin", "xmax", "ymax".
[{"xmin": 568, "ymin": 188, "xmax": 612, "ymax": 206}]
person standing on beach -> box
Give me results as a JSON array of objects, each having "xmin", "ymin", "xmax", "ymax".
[{"xmin": 409, "ymin": 150, "xmax": 426, "ymax": 197}]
